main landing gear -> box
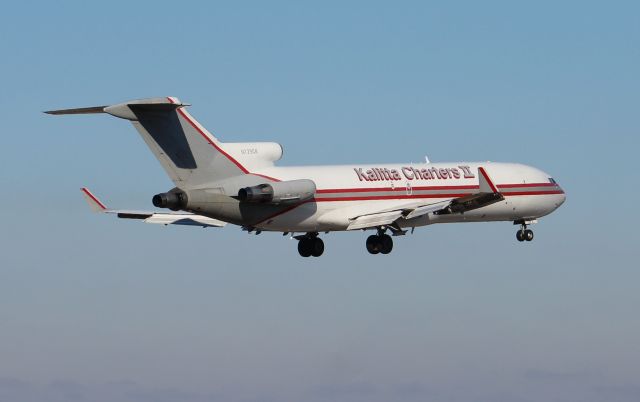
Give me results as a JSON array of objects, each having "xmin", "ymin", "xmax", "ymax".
[
  {"xmin": 297, "ymin": 233, "xmax": 324, "ymax": 257},
  {"xmin": 515, "ymin": 222, "xmax": 534, "ymax": 242},
  {"xmin": 366, "ymin": 229, "xmax": 394, "ymax": 255}
]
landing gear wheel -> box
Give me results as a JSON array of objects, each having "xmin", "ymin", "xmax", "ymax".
[
  {"xmin": 516, "ymin": 230, "xmax": 526, "ymax": 242},
  {"xmin": 298, "ymin": 236, "xmax": 324, "ymax": 257},
  {"xmin": 297, "ymin": 238, "xmax": 312, "ymax": 257},
  {"xmin": 310, "ymin": 237, "xmax": 324, "ymax": 257},
  {"xmin": 380, "ymin": 234, "xmax": 393, "ymax": 254},
  {"xmin": 366, "ymin": 235, "xmax": 381, "ymax": 254},
  {"xmin": 525, "ymin": 229, "xmax": 534, "ymax": 241}
]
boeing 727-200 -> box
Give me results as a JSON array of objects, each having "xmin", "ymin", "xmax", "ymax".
[{"xmin": 47, "ymin": 97, "xmax": 566, "ymax": 257}]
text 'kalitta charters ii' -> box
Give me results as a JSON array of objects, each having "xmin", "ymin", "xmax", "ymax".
[{"xmin": 354, "ymin": 166, "xmax": 475, "ymax": 182}]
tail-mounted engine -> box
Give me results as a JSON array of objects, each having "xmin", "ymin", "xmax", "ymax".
[
  {"xmin": 238, "ymin": 179, "xmax": 316, "ymax": 205},
  {"xmin": 152, "ymin": 190, "xmax": 188, "ymax": 211}
]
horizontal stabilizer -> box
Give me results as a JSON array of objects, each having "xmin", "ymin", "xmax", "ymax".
[
  {"xmin": 80, "ymin": 188, "xmax": 226, "ymax": 228},
  {"xmin": 46, "ymin": 97, "xmax": 189, "ymax": 121},
  {"xmin": 45, "ymin": 106, "xmax": 108, "ymax": 115}
]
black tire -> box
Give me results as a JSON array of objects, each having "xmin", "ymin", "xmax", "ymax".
[
  {"xmin": 311, "ymin": 237, "xmax": 325, "ymax": 257},
  {"xmin": 516, "ymin": 230, "xmax": 525, "ymax": 242},
  {"xmin": 380, "ymin": 234, "xmax": 393, "ymax": 254},
  {"xmin": 298, "ymin": 238, "xmax": 312, "ymax": 257},
  {"xmin": 525, "ymin": 229, "xmax": 534, "ymax": 241},
  {"xmin": 366, "ymin": 235, "xmax": 381, "ymax": 254}
]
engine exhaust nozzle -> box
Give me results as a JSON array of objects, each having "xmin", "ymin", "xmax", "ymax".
[{"xmin": 152, "ymin": 191, "xmax": 187, "ymax": 211}]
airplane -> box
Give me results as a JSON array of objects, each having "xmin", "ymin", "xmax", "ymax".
[{"xmin": 46, "ymin": 97, "xmax": 566, "ymax": 257}]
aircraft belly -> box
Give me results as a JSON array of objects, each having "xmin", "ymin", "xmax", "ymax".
[
  {"xmin": 255, "ymin": 201, "xmax": 324, "ymax": 232},
  {"xmin": 201, "ymin": 193, "xmax": 562, "ymax": 232},
  {"xmin": 256, "ymin": 200, "xmax": 402, "ymax": 232},
  {"xmin": 424, "ymin": 194, "xmax": 562, "ymax": 224}
]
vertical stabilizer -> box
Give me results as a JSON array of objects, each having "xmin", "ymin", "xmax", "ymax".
[{"xmin": 47, "ymin": 97, "xmax": 248, "ymax": 188}]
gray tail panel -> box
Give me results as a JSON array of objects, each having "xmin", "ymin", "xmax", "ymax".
[
  {"xmin": 130, "ymin": 103, "xmax": 198, "ymax": 170},
  {"xmin": 128, "ymin": 97, "xmax": 247, "ymax": 187}
]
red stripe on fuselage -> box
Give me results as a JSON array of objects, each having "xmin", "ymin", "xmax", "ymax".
[
  {"xmin": 314, "ymin": 182, "xmax": 558, "ymax": 195},
  {"xmin": 501, "ymin": 190, "xmax": 565, "ymax": 196},
  {"xmin": 252, "ymin": 202, "xmax": 310, "ymax": 226},
  {"xmin": 315, "ymin": 193, "xmax": 470, "ymax": 202},
  {"xmin": 316, "ymin": 185, "xmax": 478, "ymax": 193},
  {"xmin": 498, "ymin": 182, "xmax": 559, "ymax": 188},
  {"xmin": 314, "ymin": 189, "xmax": 563, "ymax": 202}
]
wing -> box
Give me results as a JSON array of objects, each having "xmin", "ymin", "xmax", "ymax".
[
  {"xmin": 347, "ymin": 167, "xmax": 504, "ymax": 230},
  {"xmin": 346, "ymin": 199, "xmax": 449, "ymax": 230},
  {"xmin": 81, "ymin": 188, "xmax": 226, "ymax": 228}
]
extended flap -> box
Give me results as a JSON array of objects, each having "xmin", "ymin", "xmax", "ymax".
[{"xmin": 347, "ymin": 210, "xmax": 404, "ymax": 230}]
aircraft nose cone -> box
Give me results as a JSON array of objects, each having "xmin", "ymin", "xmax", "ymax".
[{"xmin": 555, "ymin": 186, "xmax": 566, "ymax": 209}]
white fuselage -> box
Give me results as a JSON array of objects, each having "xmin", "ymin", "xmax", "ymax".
[
  {"xmin": 48, "ymin": 97, "xmax": 566, "ymax": 241},
  {"xmin": 248, "ymin": 162, "xmax": 565, "ymax": 232}
]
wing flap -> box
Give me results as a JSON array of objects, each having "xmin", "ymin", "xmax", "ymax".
[
  {"xmin": 403, "ymin": 200, "xmax": 450, "ymax": 220},
  {"xmin": 347, "ymin": 210, "xmax": 404, "ymax": 230},
  {"xmin": 346, "ymin": 200, "xmax": 448, "ymax": 230},
  {"xmin": 142, "ymin": 213, "xmax": 225, "ymax": 227}
]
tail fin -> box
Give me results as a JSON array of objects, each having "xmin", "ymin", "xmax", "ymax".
[{"xmin": 47, "ymin": 97, "xmax": 247, "ymax": 188}]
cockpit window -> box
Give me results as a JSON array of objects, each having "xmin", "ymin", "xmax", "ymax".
[{"xmin": 549, "ymin": 178, "xmax": 557, "ymax": 184}]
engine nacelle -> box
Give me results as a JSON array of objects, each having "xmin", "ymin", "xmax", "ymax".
[
  {"xmin": 238, "ymin": 179, "xmax": 316, "ymax": 205},
  {"xmin": 152, "ymin": 190, "xmax": 188, "ymax": 211},
  {"xmin": 223, "ymin": 142, "xmax": 283, "ymax": 169}
]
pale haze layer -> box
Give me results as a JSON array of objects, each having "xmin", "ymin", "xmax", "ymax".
[{"xmin": 0, "ymin": 1, "xmax": 638, "ymax": 401}]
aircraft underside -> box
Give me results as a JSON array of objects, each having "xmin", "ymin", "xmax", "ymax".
[{"xmin": 229, "ymin": 193, "xmax": 565, "ymax": 257}]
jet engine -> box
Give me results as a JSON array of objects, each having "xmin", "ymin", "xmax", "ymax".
[
  {"xmin": 152, "ymin": 190, "xmax": 188, "ymax": 211},
  {"xmin": 238, "ymin": 179, "xmax": 316, "ymax": 205}
]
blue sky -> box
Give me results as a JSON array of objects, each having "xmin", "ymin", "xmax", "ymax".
[{"xmin": 1, "ymin": 1, "xmax": 639, "ymax": 401}]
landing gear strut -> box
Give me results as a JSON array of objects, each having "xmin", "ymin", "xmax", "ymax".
[
  {"xmin": 366, "ymin": 229, "xmax": 394, "ymax": 255},
  {"xmin": 297, "ymin": 233, "xmax": 324, "ymax": 257},
  {"xmin": 516, "ymin": 223, "xmax": 534, "ymax": 242}
]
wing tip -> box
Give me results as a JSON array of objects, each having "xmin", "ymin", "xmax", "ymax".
[{"xmin": 80, "ymin": 187, "xmax": 108, "ymax": 211}]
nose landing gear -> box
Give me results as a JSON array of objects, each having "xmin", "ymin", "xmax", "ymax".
[{"xmin": 515, "ymin": 221, "xmax": 535, "ymax": 242}]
